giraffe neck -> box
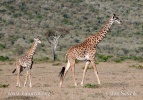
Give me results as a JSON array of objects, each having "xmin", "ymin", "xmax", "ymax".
[
  {"xmin": 85, "ymin": 16, "xmax": 114, "ymax": 47},
  {"xmin": 26, "ymin": 41, "xmax": 38, "ymax": 58},
  {"xmin": 94, "ymin": 17, "xmax": 113, "ymax": 44}
]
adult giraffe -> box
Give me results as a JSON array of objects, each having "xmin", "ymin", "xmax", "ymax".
[
  {"xmin": 59, "ymin": 14, "xmax": 122, "ymax": 87},
  {"xmin": 12, "ymin": 36, "xmax": 41, "ymax": 87}
]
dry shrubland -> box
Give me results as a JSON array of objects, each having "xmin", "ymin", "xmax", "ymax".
[{"xmin": 0, "ymin": 0, "xmax": 143, "ymax": 62}]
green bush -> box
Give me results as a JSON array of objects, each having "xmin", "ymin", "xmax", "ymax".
[
  {"xmin": 0, "ymin": 44, "xmax": 6, "ymax": 49},
  {"xmin": 74, "ymin": 39, "xmax": 80, "ymax": 43},
  {"xmin": 18, "ymin": 2, "xmax": 28, "ymax": 12},
  {"xmin": 7, "ymin": 5, "xmax": 15, "ymax": 12},
  {"xmin": 34, "ymin": 57, "xmax": 49, "ymax": 62},
  {"xmin": 35, "ymin": 13, "xmax": 43, "ymax": 21},
  {"xmin": 62, "ymin": 18, "xmax": 73, "ymax": 25},
  {"xmin": 66, "ymin": 0, "xmax": 84, "ymax": 3},
  {"xmin": 130, "ymin": 56, "xmax": 143, "ymax": 62},
  {"xmin": 13, "ymin": 13, "xmax": 22, "ymax": 18},
  {"xmin": 0, "ymin": 56, "xmax": 9, "ymax": 61},
  {"xmin": 114, "ymin": 56, "xmax": 143, "ymax": 63},
  {"xmin": 97, "ymin": 54, "xmax": 113, "ymax": 62},
  {"xmin": 114, "ymin": 56, "xmax": 129, "ymax": 63}
]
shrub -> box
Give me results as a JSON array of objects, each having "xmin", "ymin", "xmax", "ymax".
[
  {"xmin": 74, "ymin": 39, "xmax": 80, "ymax": 43},
  {"xmin": 29, "ymin": 39, "xmax": 34, "ymax": 43},
  {"xmin": 114, "ymin": 56, "xmax": 128, "ymax": 63},
  {"xmin": 63, "ymin": 14, "xmax": 69, "ymax": 18},
  {"xmin": 97, "ymin": 54, "xmax": 113, "ymax": 62},
  {"xmin": 114, "ymin": 56, "xmax": 143, "ymax": 63},
  {"xmin": 13, "ymin": 13, "xmax": 22, "ymax": 18},
  {"xmin": 0, "ymin": 56, "xmax": 9, "ymax": 61},
  {"xmin": 93, "ymin": 26, "xmax": 98, "ymax": 31},
  {"xmin": 41, "ymin": 43, "xmax": 45, "ymax": 47},
  {"xmin": 66, "ymin": 0, "xmax": 84, "ymax": 3},
  {"xmin": 7, "ymin": 5, "xmax": 15, "ymax": 12},
  {"xmin": 0, "ymin": 44, "xmax": 6, "ymax": 49},
  {"xmin": 62, "ymin": 18, "xmax": 73, "ymax": 25},
  {"xmin": 35, "ymin": 14, "xmax": 43, "ymax": 21},
  {"xmin": 18, "ymin": 2, "xmax": 28, "ymax": 12},
  {"xmin": 34, "ymin": 57, "xmax": 49, "ymax": 62},
  {"xmin": 128, "ymin": 56, "xmax": 143, "ymax": 62}
]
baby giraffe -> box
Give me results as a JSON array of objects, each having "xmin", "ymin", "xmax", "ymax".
[
  {"xmin": 59, "ymin": 14, "xmax": 122, "ymax": 87},
  {"xmin": 12, "ymin": 36, "xmax": 41, "ymax": 87}
]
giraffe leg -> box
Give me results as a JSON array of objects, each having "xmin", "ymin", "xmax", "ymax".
[
  {"xmin": 70, "ymin": 60, "xmax": 77, "ymax": 86},
  {"xmin": 28, "ymin": 70, "xmax": 32, "ymax": 88},
  {"xmin": 24, "ymin": 71, "xmax": 29, "ymax": 87},
  {"xmin": 59, "ymin": 60, "xmax": 71, "ymax": 88},
  {"xmin": 91, "ymin": 60, "xmax": 101, "ymax": 84},
  {"xmin": 16, "ymin": 65, "xmax": 21, "ymax": 87},
  {"xmin": 81, "ymin": 61, "xmax": 90, "ymax": 86}
]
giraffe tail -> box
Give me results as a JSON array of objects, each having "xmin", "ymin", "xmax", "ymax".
[
  {"xmin": 12, "ymin": 66, "xmax": 26, "ymax": 73},
  {"xmin": 59, "ymin": 54, "xmax": 67, "ymax": 78},
  {"xmin": 59, "ymin": 67, "xmax": 65, "ymax": 79},
  {"xmin": 12, "ymin": 69, "xmax": 16, "ymax": 73}
]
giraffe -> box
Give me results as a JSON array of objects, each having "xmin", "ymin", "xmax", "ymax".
[
  {"xmin": 12, "ymin": 36, "xmax": 41, "ymax": 87},
  {"xmin": 59, "ymin": 14, "xmax": 122, "ymax": 87}
]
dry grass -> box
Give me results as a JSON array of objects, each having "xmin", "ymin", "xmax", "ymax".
[
  {"xmin": 0, "ymin": 61, "xmax": 143, "ymax": 100},
  {"xmin": 129, "ymin": 64, "xmax": 143, "ymax": 69}
]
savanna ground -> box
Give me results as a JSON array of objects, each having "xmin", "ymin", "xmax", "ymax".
[{"xmin": 0, "ymin": 61, "xmax": 143, "ymax": 100}]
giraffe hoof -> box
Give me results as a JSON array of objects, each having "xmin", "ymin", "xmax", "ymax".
[
  {"xmin": 16, "ymin": 83, "xmax": 20, "ymax": 87},
  {"xmin": 59, "ymin": 83, "xmax": 62, "ymax": 88},
  {"xmin": 59, "ymin": 84, "xmax": 62, "ymax": 88},
  {"xmin": 30, "ymin": 85, "xmax": 32, "ymax": 88},
  {"xmin": 81, "ymin": 82, "xmax": 84, "ymax": 86},
  {"xmin": 98, "ymin": 81, "xmax": 101, "ymax": 85}
]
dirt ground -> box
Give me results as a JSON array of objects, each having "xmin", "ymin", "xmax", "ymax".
[{"xmin": 0, "ymin": 61, "xmax": 143, "ymax": 100}]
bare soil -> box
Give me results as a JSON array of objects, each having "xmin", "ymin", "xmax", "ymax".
[{"xmin": 0, "ymin": 61, "xmax": 143, "ymax": 100}]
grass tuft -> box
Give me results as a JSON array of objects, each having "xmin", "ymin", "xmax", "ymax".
[
  {"xmin": 0, "ymin": 84, "xmax": 9, "ymax": 88},
  {"xmin": 129, "ymin": 64, "xmax": 143, "ymax": 69},
  {"xmin": 84, "ymin": 84, "xmax": 100, "ymax": 88}
]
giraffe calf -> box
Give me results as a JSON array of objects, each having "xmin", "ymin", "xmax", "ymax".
[{"xmin": 12, "ymin": 36, "xmax": 41, "ymax": 87}]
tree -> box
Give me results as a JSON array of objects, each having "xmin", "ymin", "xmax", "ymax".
[{"xmin": 45, "ymin": 27, "xmax": 70, "ymax": 61}]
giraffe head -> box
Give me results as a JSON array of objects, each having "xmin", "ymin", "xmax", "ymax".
[
  {"xmin": 34, "ymin": 36, "xmax": 41, "ymax": 43},
  {"xmin": 112, "ymin": 14, "xmax": 122, "ymax": 24}
]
